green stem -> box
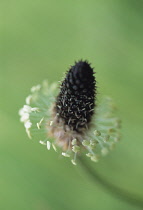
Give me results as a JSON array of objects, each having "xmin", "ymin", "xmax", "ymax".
[{"xmin": 78, "ymin": 156, "xmax": 143, "ymax": 209}]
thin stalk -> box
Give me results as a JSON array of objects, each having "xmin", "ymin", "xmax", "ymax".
[{"xmin": 78, "ymin": 156, "xmax": 143, "ymax": 209}]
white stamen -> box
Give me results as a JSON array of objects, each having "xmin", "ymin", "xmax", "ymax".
[
  {"xmin": 103, "ymin": 135, "xmax": 110, "ymax": 142},
  {"xmin": 37, "ymin": 117, "xmax": 44, "ymax": 129},
  {"xmin": 23, "ymin": 105, "xmax": 32, "ymax": 113},
  {"xmin": 20, "ymin": 113, "xmax": 29, "ymax": 122},
  {"xmin": 19, "ymin": 108, "xmax": 25, "ymax": 116},
  {"xmin": 82, "ymin": 140, "xmax": 90, "ymax": 146},
  {"xmin": 101, "ymin": 147, "xmax": 109, "ymax": 156},
  {"xmin": 39, "ymin": 140, "xmax": 46, "ymax": 145},
  {"xmin": 24, "ymin": 120, "xmax": 32, "ymax": 128},
  {"xmin": 31, "ymin": 107, "xmax": 40, "ymax": 112},
  {"xmin": 37, "ymin": 123, "xmax": 40, "ymax": 129},
  {"xmin": 71, "ymin": 159, "xmax": 76, "ymax": 165},
  {"xmin": 52, "ymin": 143, "xmax": 57, "ymax": 152},
  {"xmin": 91, "ymin": 155, "xmax": 99, "ymax": 162},
  {"xmin": 94, "ymin": 130, "xmax": 101, "ymax": 136},
  {"xmin": 72, "ymin": 145, "xmax": 80, "ymax": 153},
  {"xmin": 62, "ymin": 152, "xmax": 70, "ymax": 157},
  {"xmin": 47, "ymin": 141, "xmax": 51, "ymax": 150},
  {"xmin": 26, "ymin": 128, "xmax": 32, "ymax": 139},
  {"xmin": 50, "ymin": 121, "xmax": 53, "ymax": 126},
  {"xmin": 71, "ymin": 139, "xmax": 77, "ymax": 145},
  {"xmin": 26, "ymin": 95, "xmax": 32, "ymax": 105},
  {"xmin": 86, "ymin": 153, "xmax": 93, "ymax": 158},
  {"xmin": 31, "ymin": 84, "xmax": 41, "ymax": 92}
]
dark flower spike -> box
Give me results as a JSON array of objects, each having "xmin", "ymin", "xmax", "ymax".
[
  {"xmin": 19, "ymin": 60, "xmax": 121, "ymax": 165},
  {"xmin": 50, "ymin": 61, "xmax": 96, "ymax": 150},
  {"xmin": 56, "ymin": 61, "xmax": 96, "ymax": 130}
]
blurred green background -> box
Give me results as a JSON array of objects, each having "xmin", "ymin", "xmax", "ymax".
[{"xmin": 0, "ymin": 0, "xmax": 143, "ymax": 209}]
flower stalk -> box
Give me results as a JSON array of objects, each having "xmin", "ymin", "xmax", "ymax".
[{"xmin": 78, "ymin": 156, "xmax": 143, "ymax": 209}]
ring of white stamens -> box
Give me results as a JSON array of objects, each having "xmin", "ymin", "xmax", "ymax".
[{"xmin": 19, "ymin": 81, "xmax": 121, "ymax": 165}]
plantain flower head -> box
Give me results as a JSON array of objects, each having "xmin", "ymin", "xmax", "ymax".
[{"xmin": 19, "ymin": 61, "xmax": 121, "ymax": 165}]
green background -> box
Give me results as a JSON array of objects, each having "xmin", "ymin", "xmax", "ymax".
[{"xmin": 0, "ymin": 0, "xmax": 143, "ymax": 209}]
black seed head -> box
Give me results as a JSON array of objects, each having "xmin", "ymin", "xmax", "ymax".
[{"xmin": 55, "ymin": 60, "xmax": 96, "ymax": 132}]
